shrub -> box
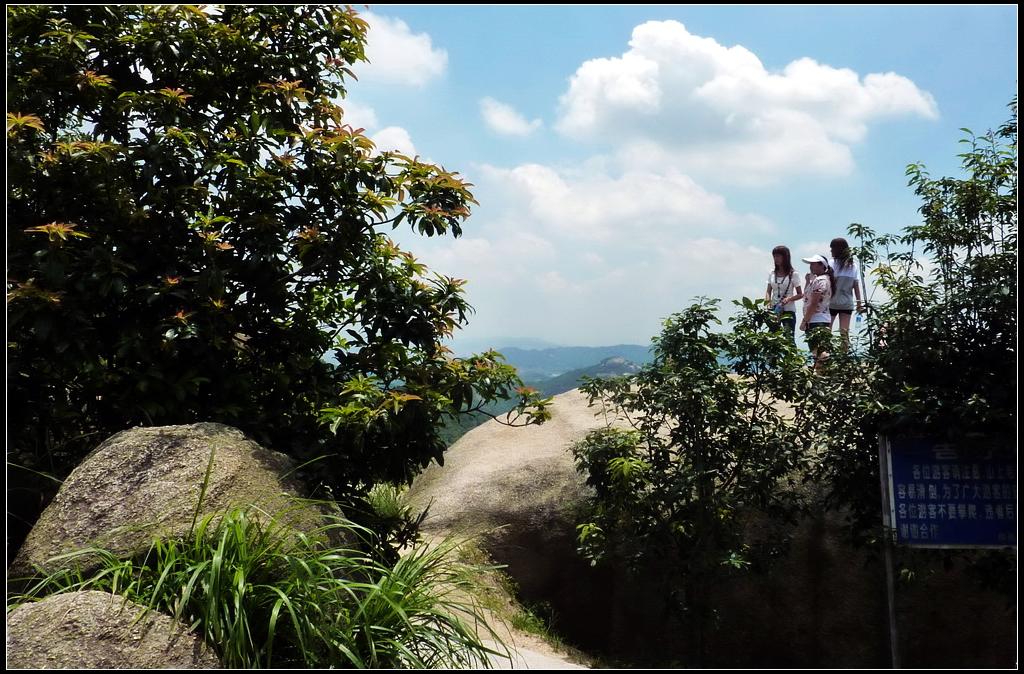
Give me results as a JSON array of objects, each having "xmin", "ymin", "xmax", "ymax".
[{"xmin": 573, "ymin": 297, "xmax": 811, "ymax": 664}]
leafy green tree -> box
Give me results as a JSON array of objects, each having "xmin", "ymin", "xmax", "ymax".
[
  {"xmin": 573, "ymin": 298, "xmax": 810, "ymax": 665},
  {"xmin": 7, "ymin": 6, "xmax": 548, "ymax": 551},
  {"xmin": 807, "ymin": 100, "xmax": 1016, "ymax": 592}
]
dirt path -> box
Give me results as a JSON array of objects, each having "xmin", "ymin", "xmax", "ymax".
[{"xmin": 407, "ymin": 389, "xmax": 611, "ymax": 669}]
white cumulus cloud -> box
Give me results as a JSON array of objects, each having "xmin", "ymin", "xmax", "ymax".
[
  {"xmin": 340, "ymin": 100, "xmax": 379, "ymax": 131},
  {"xmin": 478, "ymin": 162, "xmax": 774, "ymax": 244},
  {"xmin": 555, "ymin": 20, "xmax": 938, "ymax": 184},
  {"xmin": 426, "ymin": 232, "xmax": 557, "ymax": 288},
  {"xmin": 394, "ymin": 160, "xmax": 781, "ymax": 344},
  {"xmin": 371, "ymin": 126, "xmax": 417, "ymax": 157},
  {"xmin": 360, "ymin": 12, "xmax": 448, "ymax": 87},
  {"xmin": 479, "ymin": 97, "xmax": 543, "ymax": 137}
]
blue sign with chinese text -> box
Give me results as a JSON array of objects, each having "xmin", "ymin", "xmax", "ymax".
[{"xmin": 884, "ymin": 437, "xmax": 1016, "ymax": 548}]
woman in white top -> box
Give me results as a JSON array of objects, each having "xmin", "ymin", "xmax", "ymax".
[
  {"xmin": 800, "ymin": 254, "xmax": 834, "ymax": 371},
  {"xmin": 829, "ymin": 237, "xmax": 864, "ymax": 351},
  {"xmin": 764, "ymin": 245, "xmax": 803, "ymax": 341}
]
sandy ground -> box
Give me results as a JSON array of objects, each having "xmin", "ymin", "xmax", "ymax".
[{"xmin": 483, "ymin": 640, "xmax": 587, "ymax": 670}]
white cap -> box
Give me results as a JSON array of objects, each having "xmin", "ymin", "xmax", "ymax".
[{"xmin": 801, "ymin": 254, "xmax": 830, "ymax": 268}]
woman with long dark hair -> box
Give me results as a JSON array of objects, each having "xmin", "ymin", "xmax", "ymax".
[
  {"xmin": 765, "ymin": 245, "xmax": 803, "ymax": 341},
  {"xmin": 829, "ymin": 237, "xmax": 864, "ymax": 350},
  {"xmin": 800, "ymin": 254, "xmax": 834, "ymax": 371}
]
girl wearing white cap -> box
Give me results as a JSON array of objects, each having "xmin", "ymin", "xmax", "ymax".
[
  {"xmin": 829, "ymin": 237, "xmax": 864, "ymax": 350},
  {"xmin": 799, "ymin": 254, "xmax": 834, "ymax": 371},
  {"xmin": 765, "ymin": 245, "xmax": 803, "ymax": 341}
]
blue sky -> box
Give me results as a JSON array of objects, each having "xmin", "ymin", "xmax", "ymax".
[{"xmin": 342, "ymin": 5, "xmax": 1017, "ymax": 349}]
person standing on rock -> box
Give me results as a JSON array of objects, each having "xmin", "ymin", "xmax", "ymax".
[
  {"xmin": 799, "ymin": 254, "xmax": 834, "ymax": 371},
  {"xmin": 765, "ymin": 245, "xmax": 803, "ymax": 341},
  {"xmin": 828, "ymin": 237, "xmax": 864, "ymax": 351}
]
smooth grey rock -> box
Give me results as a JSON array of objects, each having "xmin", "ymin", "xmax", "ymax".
[
  {"xmin": 6, "ymin": 590, "xmax": 220, "ymax": 668},
  {"xmin": 10, "ymin": 423, "xmax": 332, "ymax": 578}
]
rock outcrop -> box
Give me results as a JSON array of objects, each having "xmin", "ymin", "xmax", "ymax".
[
  {"xmin": 408, "ymin": 389, "xmax": 616, "ymax": 537},
  {"xmin": 409, "ymin": 389, "xmax": 610, "ymax": 669},
  {"xmin": 6, "ymin": 590, "xmax": 220, "ymax": 668},
  {"xmin": 408, "ymin": 389, "xmax": 609, "ymax": 616}
]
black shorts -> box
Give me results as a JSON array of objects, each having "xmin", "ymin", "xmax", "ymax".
[{"xmin": 830, "ymin": 308, "xmax": 853, "ymax": 316}]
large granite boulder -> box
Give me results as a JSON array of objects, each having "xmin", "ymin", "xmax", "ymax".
[
  {"xmin": 407, "ymin": 389, "xmax": 615, "ymax": 651},
  {"xmin": 10, "ymin": 423, "xmax": 330, "ymax": 578},
  {"xmin": 408, "ymin": 389, "xmax": 602, "ymax": 538},
  {"xmin": 6, "ymin": 590, "xmax": 221, "ymax": 668}
]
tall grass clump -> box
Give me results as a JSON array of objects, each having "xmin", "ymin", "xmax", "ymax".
[
  {"xmin": 8, "ymin": 506, "xmax": 505, "ymax": 668},
  {"xmin": 357, "ymin": 482, "xmax": 429, "ymax": 566}
]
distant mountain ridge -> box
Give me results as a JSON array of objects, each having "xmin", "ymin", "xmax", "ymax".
[
  {"xmin": 531, "ymin": 356, "xmax": 642, "ymax": 397},
  {"xmin": 437, "ymin": 348, "xmax": 651, "ymax": 447},
  {"xmin": 450, "ymin": 336, "xmax": 563, "ymax": 354},
  {"xmin": 496, "ymin": 344, "xmax": 653, "ymax": 380}
]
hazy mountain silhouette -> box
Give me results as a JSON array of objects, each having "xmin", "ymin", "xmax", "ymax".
[
  {"xmin": 496, "ymin": 344, "xmax": 653, "ymax": 380},
  {"xmin": 439, "ymin": 352, "xmax": 648, "ymax": 446}
]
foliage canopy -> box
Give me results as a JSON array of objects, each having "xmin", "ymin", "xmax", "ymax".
[{"xmin": 7, "ymin": 3, "xmax": 548, "ymax": 538}]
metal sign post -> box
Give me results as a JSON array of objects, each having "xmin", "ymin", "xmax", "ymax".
[{"xmin": 878, "ymin": 437, "xmax": 901, "ymax": 669}]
